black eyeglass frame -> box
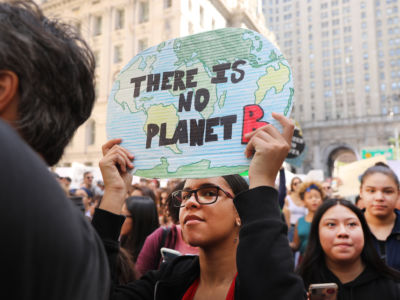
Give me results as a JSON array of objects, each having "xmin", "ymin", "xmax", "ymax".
[{"xmin": 172, "ymin": 185, "xmax": 233, "ymax": 208}]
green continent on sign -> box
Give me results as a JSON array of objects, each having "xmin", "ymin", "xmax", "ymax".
[
  {"xmin": 114, "ymin": 55, "xmax": 157, "ymax": 113},
  {"xmin": 218, "ymin": 90, "xmax": 227, "ymax": 109},
  {"xmin": 173, "ymin": 28, "xmax": 253, "ymax": 70},
  {"xmin": 157, "ymin": 42, "xmax": 166, "ymax": 52},
  {"xmin": 254, "ymin": 62, "xmax": 291, "ymax": 104},
  {"xmin": 135, "ymin": 158, "xmax": 249, "ymax": 178},
  {"xmin": 144, "ymin": 104, "xmax": 182, "ymax": 154}
]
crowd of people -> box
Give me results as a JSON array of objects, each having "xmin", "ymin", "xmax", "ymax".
[{"xmin": 2, "ymin": 1, "xmax": 400, "ymax": 299}]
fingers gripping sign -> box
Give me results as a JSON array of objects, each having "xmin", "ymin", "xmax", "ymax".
[
  {"xmin": 99, "ymin": 139, "xmax": 135, "ymax": 214},
  {"xmin": 244, "ymin": 112, "xmax": 294, "ymax": 189}
]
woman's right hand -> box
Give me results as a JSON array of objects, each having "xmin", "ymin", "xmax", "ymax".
[{"xmin": 98, "ymin": 138, "xmax": 134, "ymax": 214}]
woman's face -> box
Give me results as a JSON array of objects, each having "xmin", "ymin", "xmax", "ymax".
[
  {"xmin": 303, "ymin": 189, "xmax": 323, "ymax": 213},
  {"xmin": 319, "ymin": 205, "xmax": 364, "ymax": 265},
  {"xmin": 179, "ymin": 177, "xmax": 238, "ymax": 248},
  {"xmin": 292, "ymin": 178, "xmax": 302, "ymax": 192},
  {"xmin": 360, "ymin": 173, "xmax": 399, "ymax": 218},
  {"xmin": 160, "ymin": 192, "xmax": 168, "ymax": 205}
]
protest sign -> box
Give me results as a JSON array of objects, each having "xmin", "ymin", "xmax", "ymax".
[
  {"xmin": 285, "ymin": 121, "xmax": 306, "ymax": 168},
  {"xmin": 107, "ymin": 28, "xmax": 294, "ymax": 178}
]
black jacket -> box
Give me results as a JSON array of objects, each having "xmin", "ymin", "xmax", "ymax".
[
  {"xmin": 0, "ymin": 120, "xmax": 110, "ymax": 300},
  {"xmin": 92, "ymin": 186, "xmax": 306, "ymax": 299},
  {"xmin": 311, "ymin": 264, "xmax": 400, "ymax": 300}
]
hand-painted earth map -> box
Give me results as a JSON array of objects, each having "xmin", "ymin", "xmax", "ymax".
[{"xmin": 107, "ymin": 28, "xmax": 293, "ymax": 178}]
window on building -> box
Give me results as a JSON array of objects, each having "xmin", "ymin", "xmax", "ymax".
[
  {"xmin": 115, "ymin": 9, "xmax": 124, "ymax": 30},
  {"xmin": 113, "ymin": 45, "xmax": 122, "ymax": 63},
  {"xmin": 139, "ymin": 1, "xmax": 149, "ymax": 23},
  {"xmin": 164, "ymin": 0, "xmax": 172, "ymax": 9},
  {"xmin": 93, "ymin": 15, "xmax": 102, "ymax": 36}
]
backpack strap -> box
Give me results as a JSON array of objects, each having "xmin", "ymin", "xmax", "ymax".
[{"xmin": 157, "ymin": 226, "xmax": 171, "ymax": 266}]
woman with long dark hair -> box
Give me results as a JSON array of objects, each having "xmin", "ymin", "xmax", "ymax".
[
  {"xmin": 120, "ymin": 196, "xmax": 159, "ymax": 262},
  {"xmin": 298, "ymin": 199, "xmax": 400, "ymax": 299},
  {"xmin": 92, "ymin": 113, "xmax": 306, "ymax": 299}
]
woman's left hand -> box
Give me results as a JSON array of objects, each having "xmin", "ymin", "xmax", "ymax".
[{"xmin": 245, "ymin": 112, "xmax": 294, "ymax": 189}]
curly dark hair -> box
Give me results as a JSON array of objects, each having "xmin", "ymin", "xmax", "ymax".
[{"xmin": 0, "ymin": 1, "xmax": 96, "ymax": 165}]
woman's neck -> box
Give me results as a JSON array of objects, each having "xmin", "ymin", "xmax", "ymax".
[
  {"xmin": 325, "ymin": 257, "xmax": 365, "ymax": 284},
  {"xmin": 365, "ymin": 210, "xmax": 396, "ymax": 227},
  {"xmin": 305, "ymin": 211, "xmax": 315, "ymax": 222},
  {"xmin": 198, "ymin": 238, "xmax": 238, "ymax": 287}
]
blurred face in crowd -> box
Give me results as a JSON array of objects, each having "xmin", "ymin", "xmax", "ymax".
[
  {"xmin": 319, "ymin": 205, "xmax": 364, "ymax": 265},
  {"xmin": 178, "ymin": 177, "xmax": 238, "ymax": 248},
  {"xmin": 322, "ymin": 182, "xmax": 333, "ymax": 197},
  {"xmin": 160, "ymin": 191, "xmax": 168, "ymax": 206},
  {"xmin": 303, "ymin": 188, "xmax": 323, "ymax": 213},
  {"xmin": 291, "ymin": 177, "xmax": 302, "ymax": 192},
  {"xmin": 120, "ymin": 203, "xmax": 132, "ymax": 238},
  {"xmin": 360, "ymin": 173, "xmax": 400, "ymax": 219},
  {"xmin": 84, "ymin": 172, "xmax": 93, "ymax": 187}
]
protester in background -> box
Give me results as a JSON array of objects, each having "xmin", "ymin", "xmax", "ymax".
[
  {"xmin": 92, "ymin": 113, "xmax": 306, "ymax": 299},
  {"xmin": 157, "ymin": 187, "xmax": 172, "ymax": 226},
  {"xmin": 82, "ymin": 171, "xmax": 94, "ymax": 195},
  {"xmin": 290, "ymin": 181, "xmax": 324, "ymax": 262},
  {"xmin": 278, "ymin": 167, "xmax": 287, "ymax": 209},
  {"xmin": 120, "ymin": 196, "xmax": 160, "ymax": 263},
  {"xmin": 359, "ymin": 163, "xmax": 400, "ymax": 271},
  {"xmin": 322, "ymin": 180, "xmax": 333, "ymax": 200},
  {"xmin": 298, "ymin": 199, "xmax": 400, "ymax": 299},
  {"xmin": 283, "ymin": 176, "xmax": 306, "ymax": 241},
  {"xmin": 130, "ymin": 184, "xmax": 157, "ymax": 202},
  {"xmin": 0, "ymin": 2, "xmax": 108, "ymax": 299},
  {"xmin": 135, "ymin": 181, "xmax": 199, "ymax": 277},
  {"xmin": 94, "ymin": 180, "xmax": 105, "ymax": 197}
]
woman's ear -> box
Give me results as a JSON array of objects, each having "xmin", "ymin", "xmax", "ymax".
[
  {"xmin": 235, "ymin": 218, "xmax": 241, "ymax": 227},
  {"xmin": 0, "ymin": 70, "xmax": 19, "ymax": 123}
]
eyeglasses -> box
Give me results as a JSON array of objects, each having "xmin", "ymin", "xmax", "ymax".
[
  {"xmin": 172, "ymin": 185, "xmax": 233, "ymax": 208},
  {"xmin": 86, "ymin": 176, "xmax": 93, "ymax": 179}
]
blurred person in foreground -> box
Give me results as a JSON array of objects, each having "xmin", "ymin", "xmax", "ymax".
[{"xmin": 0, "ymin": 1, "xmax": 109, "ymax": 299}]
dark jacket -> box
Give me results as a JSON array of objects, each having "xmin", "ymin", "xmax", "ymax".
[
  {"xmin": 0, "ymin": 119, "xmax": 110, "ymax": 300},
  {"xmin": 92, "ymin": 186, "xmax": 306, "ymax": 300},
  {"xmin": 312, "ymin": 264, "xmax": 400, "ymax": 300},
  {"xmin": 370, "ymin": 209, "xmax": 400, "ymax": 271}
]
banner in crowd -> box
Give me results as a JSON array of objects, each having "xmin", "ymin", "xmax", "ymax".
[
  {"xmin": 107, "ymin": 28, "xmax": 294, "ymax": 178},
  {"xmin": 285, "ymin": 121, "xmax": 306, "ymax": 168}
]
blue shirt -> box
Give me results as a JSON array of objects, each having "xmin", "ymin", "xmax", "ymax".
[
  {"xmin": 370, "ymin": 209, "xmax": 400, "ymax": 271},
  {"xmin": 297, "ymin": 216, "xmax": 311, "ymax": 254}
]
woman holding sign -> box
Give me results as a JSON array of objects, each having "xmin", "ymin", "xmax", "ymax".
[{"xmin": 92, "ymin": 113, "xmax": 306, "ymax": 299}]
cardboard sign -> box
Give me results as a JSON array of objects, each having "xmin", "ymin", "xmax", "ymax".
[{"xmin": 107, "ymin": 28, "xmax": 294, "ymax": 178}]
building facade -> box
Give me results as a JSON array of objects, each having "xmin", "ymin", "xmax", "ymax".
[
  {"xmin": 39, "ymin": 0, "xmax": 273, "ymax": 167},
  {"xmin": 263, "ymin": 0, "xmax": 400, "ymax": 175}
]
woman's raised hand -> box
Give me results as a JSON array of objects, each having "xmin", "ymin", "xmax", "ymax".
[
  {"xmin": 244, "ymin": 113, "xmax": 294, "ymax": 189},
  {"xmin": 99, "ymin": 138, "xmax": 134, "ymax": 214}
]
